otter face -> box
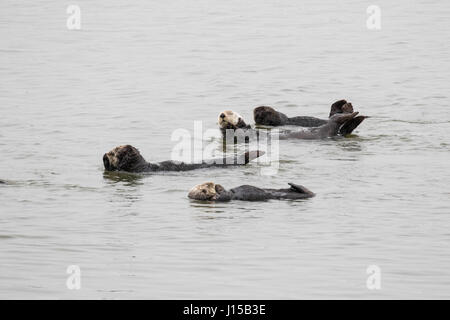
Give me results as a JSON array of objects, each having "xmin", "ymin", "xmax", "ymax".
[
  {"xmin": 103, "ymin": 145, "xmax": 146, "ymax": 172},
  {"xmin": 253, "ymin": 106, "xmax": 283, "ymax": 126},
  {"xmin": 329, "ymin": 100, "xmax": 354, "ymax": 117},
  {"xmin": 188, "ymin": 182, "xmax": 226, "ymax": 201},
  {"xmin": 218, "ymin": 110, "xmax": 249, "ymax": 131},
  {"xmin": 341, "ymin": 102, "xmax": 354, "ymax": 114}
]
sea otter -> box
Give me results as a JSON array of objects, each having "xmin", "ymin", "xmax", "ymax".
[
  {"xmin": 218, "ymin": 110, "xmax": 251, "ymax": 133},
  {"xmin": 188, "ymin": 182, "xmax": 315, "ymax": 201},
  {"xmin": 218, "ymin": 110, "xmax": 364, "ymax": 140},
  {"xmin": 280, "ymin": 111, "xmax": 364, "ymax": 140},
  {"xmin": 254, "ymin": 99, "xmax": 366, "ymax": 135},
  {"xmin": 218, "ymin": 110, "xmax": 257, "ymax": 143},
  {"xmin": 103, "ymin": 145, "xmax": 264, "ymax": 173}
]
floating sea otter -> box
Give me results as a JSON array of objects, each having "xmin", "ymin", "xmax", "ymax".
[
  {"xmin": 254, "ymin": 99, "xmax": 367, "ymax": 135},
  {"xmin": 218, "ymin": 109, "xmax": 364, "ymax": 140},
  {"xmin": 217, "ymin": 110, "xmax": 253, "ymax": 143},
  {"xmin": 280, "ymin": 111, "xmax": 362, "ymax": 140},
  {"xmin": 217, "ymin": 110, "xmax": 251, "ymax": 134},
  {"xmin": 103, "ymin": 145, "xmax": 264, "ymax": 173},
  {"xmin": 217, "ymin": 110, "xmax": 257, "ymax": 144},
  {"xmin": 188, "ymin": 182, "xmax": 315, "ymax": 201}
]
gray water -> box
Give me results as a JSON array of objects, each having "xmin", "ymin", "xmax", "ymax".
[{"xmin": 1, "ymin": 0, "xmax": 450, "ymax": 299}]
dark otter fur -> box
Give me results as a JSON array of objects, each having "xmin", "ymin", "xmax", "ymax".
[
  {"xmin": 254, "ymin": 99, "xmax": 366, "ymax": 135},
  {"xmin": 188, "ymin": 182, "xmax": 315, "ymax": 202},
  {"xmin": 254, "ymin": 106, "xmax": 328, "ymax": 127},
  {"xmin": 329, "ymin": 99, "xmax": 352, "ymax": 117},
  {"xmin": 103, "ymin": 145, "xmax": 264, "ymax": 173},
  {"xmin": 280, "ymin": 112, "xmax": 366, "ymax": 139}
]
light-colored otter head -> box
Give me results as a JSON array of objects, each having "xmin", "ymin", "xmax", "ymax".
[
  {"xmin": 103, "ymin": 145, "xmax": 146, "ymax": 172},
  {"xmin": 188, "ymin": 182, "xmax": 227, "ymax": 201},
  {"xmin": 218, "ymin": 110, "xmax": 249, "ymax": 130}
]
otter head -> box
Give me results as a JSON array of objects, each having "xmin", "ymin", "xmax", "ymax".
[
  {"xmin": 218, "ymin": 110, "xmax": 250, "ymax": 131},
  {"xmin": 253, "ymin": 106, "xmax": 284, "ymax": 126},
  {"xmin": 103, "ymin": 145, "xmax": 146, "ymax": 172},
  {"xmin": 329, "ymin": 100, "xmax": 354, "ymax": 117},
  {"xmin": 329, "ymin": 111, "xmax": 359, "ymax": 125},
  {"xmin": 188, "ymin": 182, "xmax": 229, "ymax": 201}
]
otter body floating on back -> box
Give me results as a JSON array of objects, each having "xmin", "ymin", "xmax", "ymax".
[
  {"xmin": 280, "ymin": 111, "xmax": 363, "ymax": 140},
  {"xmin": 218, "ymin": 110, "xmax": 364, "ymax": 140},
  {"xmin": 189, "ymin": 182, "xmax": 315, "ymax": 201},
  {"xmin": 254, "ymin": 99, "xmax": 367, "ymax": 135},
  {"xmin": 103, "ymin": 145, "xmax": 264, "ymax": 173},
  {"xmin": 188, "ymin": 182, "xmax": 315, "ymax": 201}
]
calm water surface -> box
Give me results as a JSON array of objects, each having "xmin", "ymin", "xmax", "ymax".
[{"xmin": 1, "ymin": 0, "xmax": 450, "ymax": 299}]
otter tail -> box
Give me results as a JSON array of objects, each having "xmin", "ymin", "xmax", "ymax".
[
  {"xmin": 339, "ymin": 115, "xmax": 367, "ymax": 135},
  {"xmin": 288, "ymin": 183, "xmax": 315, "ymax": 197}
]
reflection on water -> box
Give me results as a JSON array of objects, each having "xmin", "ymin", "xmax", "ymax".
[
  {"xmin": 189, "ymin": 200, "xmax": 219, "ymax": 207},
  {"xmin": 336, "ymin": 139, "xmax": 363, "ymax": 153},
  {"xmin": 103, "ymin": 171, "xmax": 145, "ymax": 186},
  {"xmin": 103, "ymin": 171, "xmax": 145, "ymax": 209}
]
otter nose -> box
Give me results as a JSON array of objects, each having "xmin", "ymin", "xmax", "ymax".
[{"xmin": 220, "ymin": 113, "xmax": 226, "ymax": 119}]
